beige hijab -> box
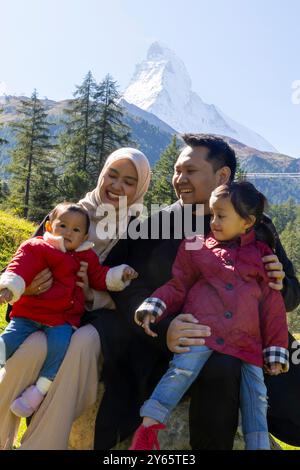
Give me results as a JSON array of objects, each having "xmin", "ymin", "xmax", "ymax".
[{"xmin": 79, "ymin": 147, "xmax": 151, "ymax": 263}]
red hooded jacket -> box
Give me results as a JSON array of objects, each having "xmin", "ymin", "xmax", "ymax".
[
  {"xmin": 138, "ymin": 230, "xmax": 289, "ymax": 368},
  {"xmin": 0, "ymin": 233, "xmax": 126, "ymax": 327}
]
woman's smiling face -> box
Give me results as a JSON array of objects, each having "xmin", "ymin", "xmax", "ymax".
[{"xmin": 99, "ymin": 158, "xmax": 138, "ymax": 209}]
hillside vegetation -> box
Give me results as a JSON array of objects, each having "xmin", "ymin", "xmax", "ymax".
[
  {"xmin": 0, "ymin": 210, "xmax": 36, "ymax": 271},
  {"xmin": 0, "ymin": 211, "xmax": 36, "ymax": 332}
]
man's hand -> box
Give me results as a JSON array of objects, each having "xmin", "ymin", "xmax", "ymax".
[
  {"xmin": 262, "ymin": 254, "xmax": 285, "ymax": 291},
  {"xmin": 167, "ymin": 313, "xmax": 211, "ymax": 353},
  {"xmin": 0, "ymin": 288, "xmax": 13, "ymax": 304},
  {"xmin": 264, "ymin": 362, "xmax": 283, "ymax": 375},
  {"xmin": 24, "ymin": 268, "xmax": 53, "ymax": 295},
  {"xmin": 122, "ymin": 266, "xmax": 138, "ymax": 283}
]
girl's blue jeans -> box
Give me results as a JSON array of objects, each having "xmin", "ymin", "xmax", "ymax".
[
  {"xmin": 140, "ymin": 345, "xmax": 270, "ymax": 450},
  {"xmin": 0, "ymin": 317, "xmax": 73, "ymax": 381}
]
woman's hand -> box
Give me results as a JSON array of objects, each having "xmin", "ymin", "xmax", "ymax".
[
  {"xmin": 262, "ymin": 254, "xmax": 285, "ymax": 290},
  {"xmin": 76, "ymin": 261, "xmax": 94, "ymax": 302},
  {"xmin": 24, "ymin": 268, "xmax": 53, "ymax": 295},
  {"xmin": 167, "ymin": 313, "xmax": 211, "ymax": 353}
]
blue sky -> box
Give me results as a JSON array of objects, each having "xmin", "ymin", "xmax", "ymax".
[{"xmin": 1, "ymin": 0, "xmax": 300, "ymax": 157}]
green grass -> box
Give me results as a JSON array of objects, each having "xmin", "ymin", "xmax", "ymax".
[
  {"xmin": 0, "ymin": 304, "xmax": 7, "ymax": 332},
  {"xmin": 0, "ymin": 212, "xmax": 36, "ymax": 447},
  {"xmin": 274, "ymin": 438, "xmax": 300, "ymax": 450},
  {"xmin": 0, "ymin": 210, "xmax": 36, "ymax": 271}
]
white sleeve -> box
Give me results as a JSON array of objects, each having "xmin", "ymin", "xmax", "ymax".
[
  {"xmin": 105, "ymin": 264, "xmax": 131, "ymax": 291},
  {"xmin": 0, "ymin": 272, "xmax": 26, "ymax": 303}
]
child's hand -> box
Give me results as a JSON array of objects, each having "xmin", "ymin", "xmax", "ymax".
[
  {"xmin": 122, "ymin": 266, "xmax": 138, "ymax": 283},
  {"xmin": 264, "ymin": 362, "xmax": 283, "ymax": 375},
  {"xmin": 76, "ymin": 261, "xmax": 93, "ymax": 301},
  {"xmin": 134, "ymin": 309, "xmax": 157, "ymax": 338},
  {"xmin": 0, "ymin": 288, "xmax": 13, "ymax": 304},
  {"xmin": 139, "ymin": 313, "xmax": 158, "ymax": 338}
]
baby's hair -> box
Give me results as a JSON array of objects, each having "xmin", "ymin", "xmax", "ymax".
[
  {"xmin": 211, "ymin": 181, "xmax": 276, "ymax": 249},
  {"xmin": 49, "ymin": 202, "xmax": 90, "ymax": 234}
]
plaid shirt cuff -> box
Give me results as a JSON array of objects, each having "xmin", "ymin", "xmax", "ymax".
[
  {"xmin": 263, "ymin": 346, "xmax": 289, "ymax": 372},
  {"xmin": 135, "ymin": 297, "xmax": 167, "ymax": 320}
]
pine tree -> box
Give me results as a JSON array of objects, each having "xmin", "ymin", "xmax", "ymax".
[
  {"xmin": 268, "ymin": 198, "xmax": 297, "ymax": 234},
  {"xmin": 58, "ymin": 71, "xmax": 98, "ymax": 200},
  {"xmin": 56, "ymin": 169, "xmax": 91, "ymax": 203},
  {"xmin": 281, "ymin": 220, "xmax": 300, "ymax": 272},
  {"xmin": 60, "ymin": 71, "xmax": 97, "ymax": 173},
  {"xmin": 144, "ymin": 135, "xmax": 180, "ymax": 208},
  {"xmin": 7, "ymin": 90, "xmax": 56, "ymax": 219},
  {"xmin": 0, "ymin": 180, "xmax": 9, "ymax": 204},
  {"xmin": 27, "ymin": 159, "xmax": 58, "ymax": 222},
  {"xmin": 280, "ymin": 214, "xmax": 300, "ymax": 333},
  {"xmin": 235, "ymin": 158, "xmax": 247, "ymax": 181},
  {"xmin": 58, "ymin": 73, "xmax": 132, "ymax": 200},
  {"xmin": 0, "ymin": 108, "xmax": 8, "ymax": 147},
  {"xmin": 93, "ymin": 74, "xmax": 131, "ymax": 175},
  {"xmin": 0, "ymin": 108, "xmax": 9, "ymax": 206}
]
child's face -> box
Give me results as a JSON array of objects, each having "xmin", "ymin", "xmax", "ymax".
[
  {"xmin": 47, "ymin": 210, "xmax": 88, "ymax": 251},
  {"xmin": 209, "ymin": 196, "xmax": 254, "ymax": 242}
]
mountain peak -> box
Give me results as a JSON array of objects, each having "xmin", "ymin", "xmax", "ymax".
[
  {"xmin": 124, "ymin": 43, "xmax": 276, "ymax": 152},
  {"xmin": 147, "ymin": 42, "xmax": 176, "ymax": 61},
  {"xmin": 124, "ymin": 42, "xmax": 192, "ymax": 117}
]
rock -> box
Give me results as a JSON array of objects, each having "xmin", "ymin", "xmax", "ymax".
[
  {"xmin": 68, "ymin": 384, "xmax": 104, "ymax": 450},
  {"xmin": 68, "ymin": 385, "xmax": 281, "ymax": 450}
]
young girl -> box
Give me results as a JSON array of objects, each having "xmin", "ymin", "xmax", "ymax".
[
  {"xmin": 130, "ymin": 181, "xmax": 289, "ymax": 451},
  {"xmin": 0, "ymin": 202, "xmax": 137, "ymax": 418}
]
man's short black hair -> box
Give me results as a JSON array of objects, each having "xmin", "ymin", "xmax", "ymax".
[{"xmin": 182, "ymin": 134, "xmax": 237, "ymax": 181}]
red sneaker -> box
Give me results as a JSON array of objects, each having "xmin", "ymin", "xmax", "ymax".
[{"xmin": 129, "ymin": 423, "xmax": 166, "ymax": 450}]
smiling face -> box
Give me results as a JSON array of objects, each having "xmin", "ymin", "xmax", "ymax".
[
  {"xmin": 47, "ymin": 209, "xmax": 89, "ymax": 251},
  {"xmin": 209, "ymin": 196, "xmax": 254, "ymax": 241},
  {"xmin": 172, "ymin": 146, "xmax": 231, "ymax": 214},
  {"xmin": 99, "ymin": 158, "xmax": 138, "ymax": 209}
]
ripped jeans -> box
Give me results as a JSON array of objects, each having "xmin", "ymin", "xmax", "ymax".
[{"xmin": 140, "ymin": 345, "xmax": 270, "ymax": 450}]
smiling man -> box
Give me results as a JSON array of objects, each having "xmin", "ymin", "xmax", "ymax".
[
  {"xmin": 94, "ymin": 134, "xmax": 300, "ymax": 450},
  {"xmin": 173, "ymin": 139, "xmax": 233, "ymax": 214}
]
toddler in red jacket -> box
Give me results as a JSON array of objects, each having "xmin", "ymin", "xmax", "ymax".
[
  {"xmin": 0, "ymin": 202, "xmax": 137, "ymax": 418},
  {"xmin": 130, "ymin": 181, "xmax": 289, "ymax": 450}
]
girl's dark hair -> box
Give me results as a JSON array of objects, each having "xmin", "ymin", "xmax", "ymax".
[
  {"xmin": 49, "ymin": 202, "xmax": 90, "ymax": 234},
  {"xmin": 211, "ymin": 181, "xmax": 276, "ymax": 249}
]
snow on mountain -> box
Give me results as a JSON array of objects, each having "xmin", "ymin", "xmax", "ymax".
[
  {"xmin": 124, "ymin": 42, "xmax": 277, "ymax": 152},
  {"xmin": 0, "ymin": 82, "xmax": 8, "ymax": 96}
]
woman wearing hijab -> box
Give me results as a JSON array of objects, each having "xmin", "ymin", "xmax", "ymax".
[{"xmin": 0, "ymin": 147, "xmax": 151, "ymax": 450}]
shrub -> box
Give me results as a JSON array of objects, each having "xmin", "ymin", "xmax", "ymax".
[
  {"xmin": 0, "ymin": 210, "xmax": 36, "ymax": 271},
  {"xmin": 0, "ymin": 211, "xmax": 36, "ymax": 330}
]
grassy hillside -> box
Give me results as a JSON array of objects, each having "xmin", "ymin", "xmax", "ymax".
[
  {"xmin": 0, "ymin": 211, "xmax": 36, "ymax": 332},
  {"xmin": 0, "ymin": 210, "xmax": 36, "ymax": 272}
]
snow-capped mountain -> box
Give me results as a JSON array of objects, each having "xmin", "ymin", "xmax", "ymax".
[{"xmin": 124, "ymin": 42, "xmax": 276, "ymax": 152}]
